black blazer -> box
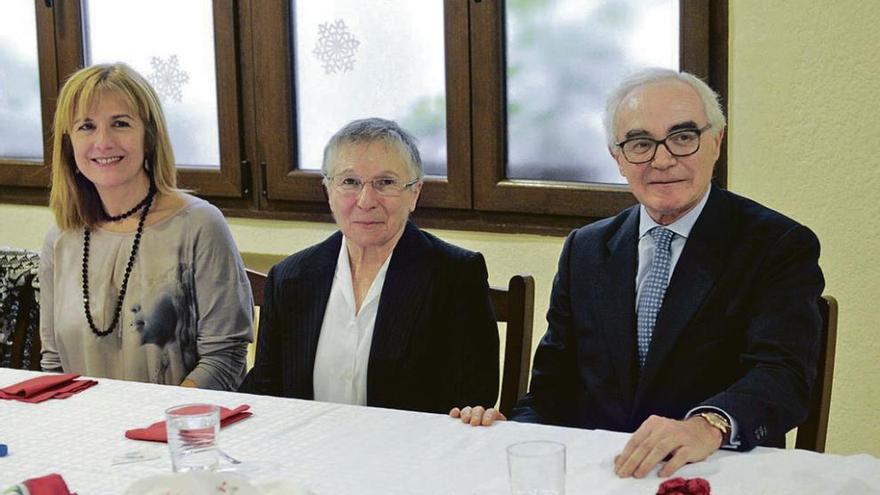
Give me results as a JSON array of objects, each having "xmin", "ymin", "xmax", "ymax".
[
  {"xmin": 512, "ymin": 185, "xmax": 824, "ymax": 450},
  {"xmin": 240, "ymin": 221, "xmax": 499, "ymax": 413}
]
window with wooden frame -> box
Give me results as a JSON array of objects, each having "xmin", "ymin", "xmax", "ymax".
[
  {"xmin": 0, "ymin": 0, "xmax": 727, "ymax": 235},
  {"xmin": 0, "ymin": 0, "xmax": 59, "ymax": 197},
  {"xmin": 2, "ymin": 0, "xmax": 244, "ymax": 201}
]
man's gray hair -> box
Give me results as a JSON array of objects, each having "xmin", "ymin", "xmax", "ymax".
[
  {"xmin": 322, "ymin": 117, "xmax": 424, "ymax": 180},
  {"xmin": 603, "ymin": 68, "xmax": 726, "ymax": 148}
]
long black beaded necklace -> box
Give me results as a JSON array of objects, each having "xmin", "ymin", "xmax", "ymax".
[{"xmin": 82, "ymin": 187, "xmax": 156, "ymax": 337}]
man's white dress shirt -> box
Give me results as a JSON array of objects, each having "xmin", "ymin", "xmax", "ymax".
[{"xmin": 635, "ymin": 187, "xmax": 710, "ymax": 302}]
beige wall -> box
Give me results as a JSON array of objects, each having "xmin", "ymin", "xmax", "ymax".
[
  {"xmin": 2, "ymin": 0, "xmax": 877, "ymax": 456},
  {"xmin": 728, "ymin": 1, "xmax": 880, "ymax": 455}
]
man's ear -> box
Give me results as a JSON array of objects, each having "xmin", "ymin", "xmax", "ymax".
[
  {"xmin": 322, "ymin": 181, "xmax": 331, "ymax": 205},
  {"xmin": 711, "ymin": 127, "xmax": 725, "ymax": 157},
  {"xmin": 609, "ymin": 146, "xmax": 626, "ymax": 176}
]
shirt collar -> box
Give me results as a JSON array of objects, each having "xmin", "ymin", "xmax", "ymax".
[{"xmin": 638, "ymin": 186, "xmax": 711, "ymax": 240}]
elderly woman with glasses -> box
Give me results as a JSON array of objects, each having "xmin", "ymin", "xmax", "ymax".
[{"xmin": 241, "ymin": 118, "xmax": 499, "ymax": 413}]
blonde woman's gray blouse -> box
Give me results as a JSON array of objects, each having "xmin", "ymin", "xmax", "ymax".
[{"xmin": 39, "ymin": 196, "xmax": 253, "ymax": 391}]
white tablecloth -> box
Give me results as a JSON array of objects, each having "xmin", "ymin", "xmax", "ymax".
[{"xmin": 1, "ymin": 368, "xmax": 878, "ymax": 494}]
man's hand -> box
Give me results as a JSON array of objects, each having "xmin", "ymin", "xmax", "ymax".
[
  {"xmin": 614, "ymin": 415, "xmax": 722, "ymax": 478},
  {"xmin": 449, "ymin": 406, "xmax": 507, "ymax": 426},
  {"xmin": 180, "ymin": 379, "xmax": 197, "ymax": 388}
]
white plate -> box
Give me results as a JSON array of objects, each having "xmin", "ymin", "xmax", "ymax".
[{"xmin": 123, "ymin": 472, "xmax": 314, "ymax": 495}]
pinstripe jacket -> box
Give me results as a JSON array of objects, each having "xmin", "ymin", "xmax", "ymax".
[{"xmin": 240, "ymin": 221, "xmax": 499, "ymax": 413}]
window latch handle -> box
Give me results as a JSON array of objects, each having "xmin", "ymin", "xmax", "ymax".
[{"xmin": 260, "ymin": 161, "xmax": 268, "ymax": 198}]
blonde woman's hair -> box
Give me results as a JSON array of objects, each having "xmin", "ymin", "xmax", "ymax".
[{"xmin": 49, "ymin": 63, "xmax": 179, "ymax": 230}]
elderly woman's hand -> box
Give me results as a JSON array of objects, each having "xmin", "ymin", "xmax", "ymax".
[{"xmin": 449, "ymin": 406, "xmax": 507, "ymax": 426}]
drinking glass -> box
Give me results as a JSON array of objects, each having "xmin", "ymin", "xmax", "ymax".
[
  {"xmin": 507, "ymin": 441, "xmax": 566, "ymax": 495},
  {"xmin": 165, "ymin": 403, "xmax": 220, "ymax": 472}
]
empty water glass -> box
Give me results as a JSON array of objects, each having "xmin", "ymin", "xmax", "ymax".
[
  {"xmin": 165, "ymin": 403, "xmax": 220, "ymax": 472},
  {"xmin": 507, "ymin": 440, "xmax": 566, "ymax": 495}
]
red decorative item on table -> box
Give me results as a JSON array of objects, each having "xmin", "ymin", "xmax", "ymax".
[
  {"xmin": 0, "ymin": 373, "xmax": 96, "ymax": 403},
  {"xmin": 12, "ymin": 473, "xmax": 76, "ymax": 495},
  {"xmin": 656, "ymin": 476, "xmax": 711, "ymax": 495},
  {"xmin": 125, "ymin": 404, "xmax": 252, "ymax": 442}
]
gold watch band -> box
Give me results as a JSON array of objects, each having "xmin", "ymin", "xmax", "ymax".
[{"xmin": 698, "ymin": 412, "xmax": 731, "ymax": 444}]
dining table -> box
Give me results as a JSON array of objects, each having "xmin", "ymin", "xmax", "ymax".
[{"xmin": 1, "ymin": 368, "xmax": 879, "ymax": 494}]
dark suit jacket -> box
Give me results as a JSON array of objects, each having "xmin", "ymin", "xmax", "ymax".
[
  {"xmin": 240, "ymin": 221, "xmax": 499, "ymax": 414},
  {"xmin": 511, "ymin": 185, "xmax": 824, "ymax": 450}
]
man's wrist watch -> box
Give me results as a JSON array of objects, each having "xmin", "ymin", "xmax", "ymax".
[{"xmin": 697, "ymin": 412, "xmax": 731, "ymax": 444}]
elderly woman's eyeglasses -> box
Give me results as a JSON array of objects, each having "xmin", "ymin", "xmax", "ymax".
[
  {"xmin": 324, "ymin": 175, "xmax": 420, "ymax": 197},
  {"xmin": 616, "ymin": 124, "xmax": 712, "ymax": 164}
]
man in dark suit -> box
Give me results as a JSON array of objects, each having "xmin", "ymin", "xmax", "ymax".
[
  {"xmin": 452, "ymin": 68, "xmax": 824, "ymax": 478},
  {"xmin": 241, "ymin": 118, "xmax": 499, "ymax": 414}
]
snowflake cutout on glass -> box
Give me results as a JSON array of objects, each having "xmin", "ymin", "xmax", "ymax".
[
  {"xmin": 313, "ymin": 19, "xmax": 361, "ymax": 74},
  {"xmin": 147, "ymin": 55, "xmax": 190, "ymax": 103}
]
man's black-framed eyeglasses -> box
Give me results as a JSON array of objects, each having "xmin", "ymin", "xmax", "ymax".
[{"xmin": 616, "ymin": 124, "xmax": 712, "ymax": 164}]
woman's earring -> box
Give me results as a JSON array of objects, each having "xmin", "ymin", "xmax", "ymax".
[{"xmin": 144, "ymin": 159, "xmax": 151, "ymax": 172}]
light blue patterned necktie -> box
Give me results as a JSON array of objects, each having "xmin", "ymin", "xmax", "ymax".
[{"xmin": 636, "ymin": 227, "xmax": 675, "ymax": 368}]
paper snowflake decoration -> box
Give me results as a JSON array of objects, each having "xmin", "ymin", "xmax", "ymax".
[
  {"xmin": 147, "ymin": 55, "xmax": 190, "ymax": 103},
  {"xmin": 313, "ymin": 19, "xmax": 360, "ymax": 74}
]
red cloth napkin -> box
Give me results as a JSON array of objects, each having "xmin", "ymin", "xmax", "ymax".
[
  {"xmin": 125, "ymin": 404, "xmax": 252, "ymax": 442},
  {"xmin": 21, "ymin": 473, "xmax": 76, "ymax": 495},
  {"xmin": 0, "ymin": 373, "xmax": 97, "ymax": 403}
]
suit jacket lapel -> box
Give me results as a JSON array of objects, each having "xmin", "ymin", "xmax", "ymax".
[
  {"xmin": 368, "ymin": 222, "xmax": 433, "ymax": 403},
  {"xmin": 288, "ymin": 232, "xmax": 340, "ymax": 399},
  {"xmin": 595, "ymin": 207, "xmax": 640, "ymax": 407},
  {"xmin": 636, "ymin": 186, "xmax": 731, "ymax": 403}
]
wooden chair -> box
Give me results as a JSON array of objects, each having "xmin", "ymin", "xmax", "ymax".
[
  {"xmin": 244, "ymin": 269, "xmax": 267, "ymax": 371},
  {"xmin": 246, "ymin": 268, "xmax": 267, "ymax": 307},
  {"xmin": 490, "ymin": 274, "xmax": 536, "ymax": 417},
  {"xmin": 795, "ymin": 295, "xmax": 838, "ymax": 452}
]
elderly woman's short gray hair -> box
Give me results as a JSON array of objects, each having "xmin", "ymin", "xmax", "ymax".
[
  {"xmin": 322, "ymin": 118, "xmax": 424, "ymax": 180},
  {"xmin": 603, "ymin": 68, "xmax": 726, "ymax": 148}
]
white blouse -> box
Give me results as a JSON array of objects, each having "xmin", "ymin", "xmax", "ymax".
[{"xmin": 312, "ymin": 239, "xmax": 391, "ymax": 406}]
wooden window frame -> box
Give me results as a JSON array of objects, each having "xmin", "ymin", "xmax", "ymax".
[
  {"xmin": 6, "ymin": 0, "xmax": 243, "ymax": 197},
  {"xmin": 1, "ymin": 0, "xmax": 728, "ymax": 236},
  {"xmin": 470, "ymin": 0, "xmax": 728, "ymax": 219},
  {"xmin": 0, "ymin": 1, "xmax": 61, "ymax": 190},
  {"xmin": 245, "ymin": 0, "xmax": 472, "ymax": 212}
]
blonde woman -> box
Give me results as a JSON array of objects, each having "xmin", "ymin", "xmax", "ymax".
[{"xmin": 39, "ymin": 63, "xmax": 252, "ymax": 390}]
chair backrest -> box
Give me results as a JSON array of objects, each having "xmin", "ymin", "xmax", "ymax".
[
  {"xmin": 795, "ymin": 295, "xmax": 838, "ymax": 452},
  {"xmin": 246, "ymin": 268, "xmax": 267, "ymax": 307},
  {"xmin": 489, "ymin": 274, "xmax": 536, "ymax": 417},
  {"xmin": 1, "ymin": 248, "xmax": 41, "ymax": 371},
  {"xmin": 6, "ymin": 283, "xmax": 41, "ymax": 371},
  {"xmin": 244, "ymin": 269, "xmax": 268, "ymax": 371}
]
